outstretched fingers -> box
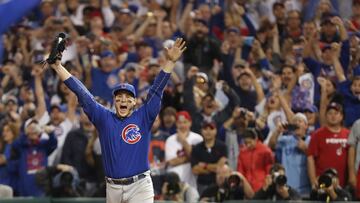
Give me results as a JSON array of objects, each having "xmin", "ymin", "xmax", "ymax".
[
  {"xmin": 174, "ymin": 38, "xmax": 182, "ymax": 47},
  {"xmin": 179, "ymin": 40, "xmax": 186, "ymax": 52}
]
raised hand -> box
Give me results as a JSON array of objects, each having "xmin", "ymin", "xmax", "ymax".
[
  {"xmin": 331, "ymin": 16, "xmax": 343, "ymax": 27},
  {"xmin": 330, "ymin": 42, "xmax": 341, "ymax": 58},
  {"xmin": 164, "ymin": 38, "xmax": 186, "ymax": 62}
]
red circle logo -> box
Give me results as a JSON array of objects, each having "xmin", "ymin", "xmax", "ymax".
[{"xmin": 121, "ymin": 124, "xmax": 141, "ymax": 144}]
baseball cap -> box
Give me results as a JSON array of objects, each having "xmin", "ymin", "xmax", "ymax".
[
  {"xmin": 128, "ymin": 4, "xmax": 139, "ymax": 14},
  {"xmin": 148, "ymin": 58, "xmax": 160, "ymax": 68},
  {"xmin": 194, "ymin": 18, "xmax": 208, "ymax": 27},
  {"xmin": 4, "ymin": 95, "xmax": 18, "ymax": 105},
  {"xmin": 124, "ymin": 62, "xmax": 137, "ymax": 72},
  {"xmin": 176, "ymin": 111, "xmax": 192, "ymax": 122},
  {"xmin": 196, "ymin": 72, "xmax": 209, "ymax": 83},
  {"xmin": 112, "ymin": 83, "xmax": 136, "ymax": 98},
  {"xmin": 302, "ymin": 104, "xmax": 318, "ymax": 113},
  {"xmin": 201, "ymin": 121, "xmax": 216, "ymax": 129},
  {"xmin": 119, "ymin": 8, "xmax": 131, "ymax": 14},
  {"xmin": 50, "ymin": 104, "xmax": 67, "ymax": 112},
  {"xmin": 326, "ymin": 102, "xmax": 343, "ymax": 112},
  {"xmin": 234, "ymin": 60, "xmax": 246, "ymax": 69},
  {"xmin": 292, "ymin": 113, "xmax": 308, "ymax": 124},
  {"xmin": 100, "ymin": 50, "xmax": 115, "ymax": 58},
  {"xmin": 320, "ymin": 43, "xmax": 332, "ymax": 51},
  {"xmin": 226, "ymin": 27, "xmax": 240, "ymax": 34},
  {"xmin": 321, "ymin": 12, "xmax": 337, "ymax": 26}
]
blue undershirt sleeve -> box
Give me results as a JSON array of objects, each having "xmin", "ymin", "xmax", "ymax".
[
  {"xmin": 143, "ymin": 70, "xmax": 171, "ymax": 121},
  {"xmin": 64, "ymin": 76, "xmax": 108, "ymax": 127}
]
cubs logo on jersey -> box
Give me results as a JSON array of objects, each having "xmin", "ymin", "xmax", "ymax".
[{"xmin": 122, "ymin": 124, "xmax": 142, "ymax": 144}]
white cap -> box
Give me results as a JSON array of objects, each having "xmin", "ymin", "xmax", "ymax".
[
  {"xmin": 292, "ymin": 113, "xmax": 308, "ymax": 124},
  {"xmin": 196, "ymin": 72, "xmax": 209, "ymax": 82}
]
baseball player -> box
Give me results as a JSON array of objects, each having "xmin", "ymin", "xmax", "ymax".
[{"xmin": 49, "ymin": 38, "xmax": 186, "ymax": 203}]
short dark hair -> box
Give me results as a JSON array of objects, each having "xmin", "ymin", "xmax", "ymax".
[
  {"xmin": 281, "ymin": 64, "xmax": 296, "ymax": 72},
  {"xmin": 242, "ymin": 128, "xmax": 258, "ymax": 139},
  {"xmin": 270, "ymin": 163, "xmax": 285, "ymax": 174},
  {"xmin": 165, "ymin": 172, "xmax": 180, "ymax": 183},
  {"xmin": 202, "ymin": 93, "xmax": 214, "ymax": 101},
  {"xmin": 272, "ymin": 2, "xmax": 285, "ymax": 10}
]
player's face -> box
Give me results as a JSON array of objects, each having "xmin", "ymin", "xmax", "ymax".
[{"xmin": 114, "ymin": 91, "xmax": 136, "ymax": 118}]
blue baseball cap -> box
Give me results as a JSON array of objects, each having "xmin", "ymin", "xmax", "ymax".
[
  {"xmin": 302, "ymin": 104, "xmax": 318, "ymax": 113},
  {"xmin": 112, "ymin": 83, "xmax": 136, "ymax": 98},
  {"xmin": 50, "ymin": 104, "xmax": 67, "ymax": 112},
  {"xmin": 100, "ymin": 50, "xmax": 115, "ymax": 58}
]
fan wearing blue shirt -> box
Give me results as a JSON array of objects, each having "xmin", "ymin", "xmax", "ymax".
[
  {"xmin": 49, "ymin": 38, "xmax": 186, "ymax": 203},
  {"xmin": 269, "ymin": 113, "xmax": 311, "ymax": 197},
  {"xmin": 90, "ymin": 51, "xmax": 121, "ymax": 103},
  {"xmin": 335, "ymin": 63, "xmax": 360, "ymax": 127},
  {"xmin": 11, "ymin": 120, "xmax": 57, "ymax": 197}
]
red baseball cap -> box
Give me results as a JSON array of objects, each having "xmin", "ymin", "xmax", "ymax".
[
  {"xmin": 201, "ymin": 121, "xmax": 216, "ymax": 129},
  {"xmin": 176, "ymin": 111, "xmax": 192, "ymax": 122}
]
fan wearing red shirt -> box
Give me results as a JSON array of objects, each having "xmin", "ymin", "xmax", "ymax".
[
  {"xmin": 307, "ymin": 102, "xmax": 349, "ymax": 188},
  {"xmin": 237, "ymin": 128, "xmax": 274, "ymax": 192}
]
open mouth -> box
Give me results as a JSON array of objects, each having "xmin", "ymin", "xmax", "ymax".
[{"xmin": 120, "ymin": 105, "xmax": 128, "ymax": 110}]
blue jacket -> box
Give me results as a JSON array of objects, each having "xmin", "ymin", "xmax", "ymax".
[
  {"xmin": 11, "ymin": 133, "xmax": 57, "ymax": 196},
  {"xmin": 338, "ymin": 80, "xmax": 360, "ymax": 127},
  {"xmin": 0, "ymin": 143, "xmax": 18, "ymax": 190},
  {"xmin": 64, "ymin": 70, "xmax": 170, "ymax": 178}
]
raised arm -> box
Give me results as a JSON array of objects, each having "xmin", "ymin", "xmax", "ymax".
[
  {"xmin": 40, "ymin": 126, "xmax": 58, "ymax": 155},
  {"xmin": 318, "ymin": 77, "xmax": 329, "ymax": 127},
  {"xmin": 50, "ymin": 60, "xmax": 107, "ymax": 127},
  {"xmin": 65, "ymin": 91, "xmax": 77, "ymax": 122},
  {"xmin": 32, "ymin": 65, "xmax": 47, "ymax": 121},
  {"xmin": 134, "ymin": 16, "xmax": 153, "ymax": 41},
  {"xmin": 331, "ymin": 43, "xmax": 346, "ymax": 82},
  {"xmin": 277, "ymin": 90, "xmax": 295, "ymax": 121},
  {"xmin": 178, "ymin": 1, "xmax": 194, "ymax": 34},
  {"xmin": 268, "ymin": 123, "xmax": 285, "ymax": 150},
  {"xmin": 244, "ymin": 67, "xmax": 265, "ymax": 103}
]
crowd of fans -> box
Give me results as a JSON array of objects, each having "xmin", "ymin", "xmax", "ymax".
[{"xmin": 1, "ymin": 0, "xmax": 360, "ymax": 202}]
